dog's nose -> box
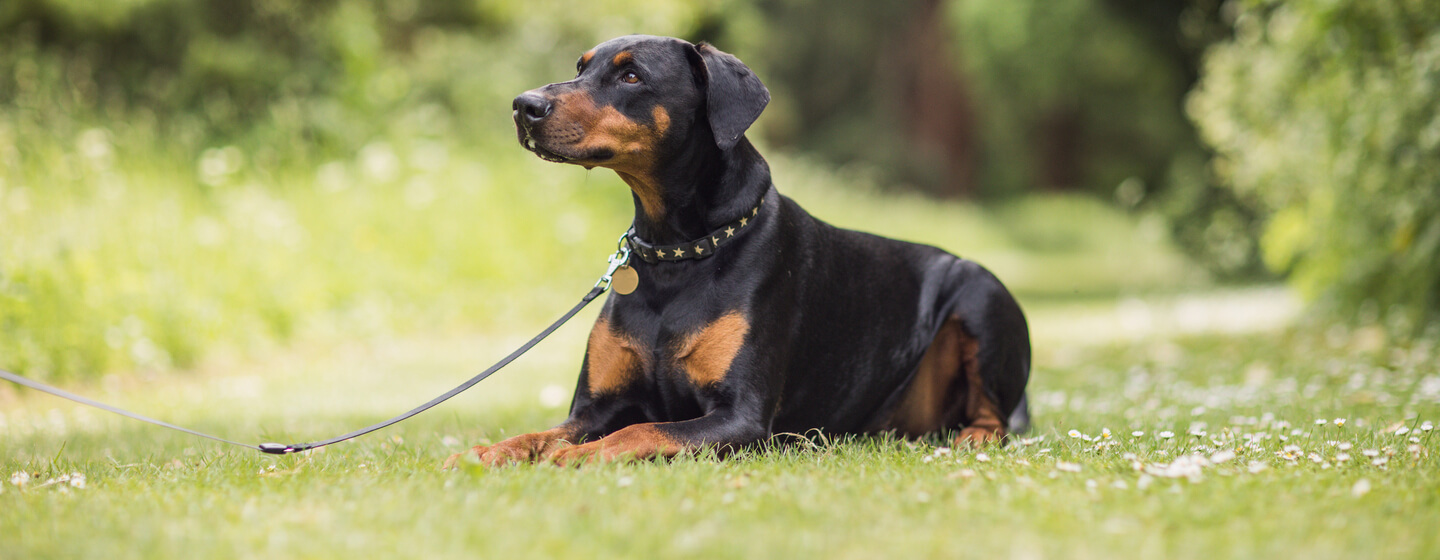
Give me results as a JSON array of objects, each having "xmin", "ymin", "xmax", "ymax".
[{"xmin": 513, "ymin": 92, "xmax": 552, "ymax": 126}]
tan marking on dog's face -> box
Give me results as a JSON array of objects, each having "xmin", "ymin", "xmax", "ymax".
[
  {"xmin": 651, "ymin": 105, "xmax": 670, "ymax": 136},
  {"xmin": 586, "ymin": 319, "xmax": 644, "ymax": 395},
  {"xmin": 539, "ymin": 90, "xmax": 670, "ymax": 220},
  {"xmin": 580, "ymin": 49, "xmax": 596, "ymax": 65},
  {"xmin": 612, "ymin": 51, "xmax": 633, "ymax": 66},
  {"xmin": 675, "ymin": 312, "xmax": 749, "ymax": 388}
]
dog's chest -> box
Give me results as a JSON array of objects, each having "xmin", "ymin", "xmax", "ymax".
[{"xmin": 585, "ymin": 307, "xmax": 750, "ymax": 400}]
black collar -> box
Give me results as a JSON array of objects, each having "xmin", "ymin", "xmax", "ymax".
[{"xmin": 626, "ymin": 187, "xmax": 772, "ymax": 264}]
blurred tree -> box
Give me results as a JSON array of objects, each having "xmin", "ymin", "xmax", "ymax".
[
  {"xmin": 739, "ymin": 1, "xmax": 1261, "ymax": 277},
  {"xmin": 1190, "ymin": 0, "xmax": 1440, "ymax": 334},
  {"xmin": 737, "ymin": 0, "xmax": 979, "ymax": 197},
  {"xmin": 0, "ymin": 0, "xmax": 716, "ymax": 162}
]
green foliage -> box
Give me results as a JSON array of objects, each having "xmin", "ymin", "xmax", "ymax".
[
  {"xmin": 0, "ymin": 0, "xmax": 719, "ymax": 158},
  {"xmin": 1190, "ymin": 0, "xmax": 1440, "ymax": 334},
  {"xmin": 945, "ymin": 0, "xmax": 1270, "ymax": 279},
  {"xmin": 949, "ymin": 0, "xmax": 1193, "ymax": 195}
]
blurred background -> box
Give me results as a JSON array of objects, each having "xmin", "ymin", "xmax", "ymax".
[{"xmin": 1, "ymin": 0, "xmax": 1436, "ymax": 383}]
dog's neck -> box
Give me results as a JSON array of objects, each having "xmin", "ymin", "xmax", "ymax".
[{"xmin": 621, "ymin": 136, "xmax": 771, "ymax": 246}]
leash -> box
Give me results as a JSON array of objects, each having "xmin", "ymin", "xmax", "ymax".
[{"xmin": 0, "ymin": 232, "xmax": 634, "ymax": 455}]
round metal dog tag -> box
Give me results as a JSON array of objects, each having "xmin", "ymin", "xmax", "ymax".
[{"xmin": 611, "ymin": 265, "xmax": 639, "ymax": 295}]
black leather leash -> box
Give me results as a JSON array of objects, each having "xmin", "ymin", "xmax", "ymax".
[{"xmin": 0, "ymin": 233, "xmax": 633, "ymax": 455}]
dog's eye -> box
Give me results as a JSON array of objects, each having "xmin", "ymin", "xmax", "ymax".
[{"xmin": 620, "ymin": 71, "xmax": 641, "ymax": 85}]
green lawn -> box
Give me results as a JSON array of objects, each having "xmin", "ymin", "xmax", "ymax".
[{"xmin": 3, "ymin": 297, "xmax": 1437, "ymax": 559}]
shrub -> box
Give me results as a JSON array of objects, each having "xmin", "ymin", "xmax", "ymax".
[{"xmin": 1189, "ymin": 0, "xmax": 1440, "ymax": 334}]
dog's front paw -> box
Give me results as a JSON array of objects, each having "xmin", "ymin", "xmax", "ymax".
[
  {"xmin": 446, "ymin": 429, "xmax": 578, "ymax": 468},
  {"xmin": 442, "ymin": 445, "xmax": 491, "ymax": 470},
  {"xmin": 548, "ymin": 441, "xmax": 618, "ymax": 466},
  {"xmin": 549, "ymin": 424, "xmax": 683, "ymax": 466}
]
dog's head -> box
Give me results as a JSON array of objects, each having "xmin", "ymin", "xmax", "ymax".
[{"xmin": 512, "ymin": 35, "xmax": 769, "ymax": 176}]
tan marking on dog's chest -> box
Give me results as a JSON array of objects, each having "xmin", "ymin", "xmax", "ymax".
[
  {"xmin": 586, "ymin": 319, "xmax": 645, "ymax": 395},
  {"xmin": 674, "ymin": 312, "xmax": 750, "ymax": 387}
]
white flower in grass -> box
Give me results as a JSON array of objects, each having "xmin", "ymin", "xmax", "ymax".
[
  {"xmin": 1410, "ymin": 437, "xmax": 1421, "ymax": 444},
  {"xmin": 9, "ymin": 472, "xmax": 28, "ymax": 487},
  {"xmin": 1209, "ymin": 449, "xmax": 1237, "ymax": 464},
  {"xmin": 922, "ymin": 456, "xmax": 934, "ymax": 463},
  {"xmin": 975, "ymin": 453, "xmax": 990, "ymax": 463},
  {"xmin": 1338, "ymin": 442, "xmax": 1353, "ymax": 451},
  {"xmin": 1333, "ymin": 418, "xmax": 1346, "ymax": 427},
  {"xmin": 1056, "ymin": 461, "xmax": 1081, "ymax": 473},
  {"xmin": 616, "ymin": 476, "xmax": 634, "ymax": 488},
  {"xmin": 1372, "ymin": 456, "xmax": 1389, "ymax": 467},
  {"xmin": 1307, "ymin": 453, "xmax": 1323, "ymax": 464},
  {"xmin": 1068, "ymin": 429, "xmax": 1083, "ymax": 439},
  {"xmin": 1395, "ymin": 426, "xmax": 1410, "ymax": 436},
  {"xmin": 933, "ymin": 447, "xmax": 952, "ymax": 457},
  {"xmin": 1247, "ymin": 461, "xmax": 1268, "ymax": 473},
  {"xmin": 1336, "ymin": 453, "xmax": 1351, "ymax": 462},
  {"xmin": 1421, "ymin": 421, "xmax": 1433, "ymax": 432},
  {"xmin": 1100, "ymin": 428, "xmax": 1112, "ymax": 440},
  {"xmin": 1315, "ymin": 419, "xmax": 1328, "ymax": 426},
  {"xmin": 1362, "ymin": 449, "xmax": 1380, "ymax": 458},
  {"xmin": 68, "ymin": 473, "xmax": 86, "ymax": 489},
  {"xmin": 1131, "ymin": 430, "xmax": 1145, "ymax": 438},
  {"xmin": 1351, "ymin": 479, "xmax": 1372, "ymax": 497},
  {"xmin": 1158, "ymin": 431, "xmax": 1175, "ymax": 439}
]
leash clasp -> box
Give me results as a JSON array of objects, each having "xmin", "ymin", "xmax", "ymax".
[{"xmin": 595, "ymin": 230, "xmax": 633, "ymax": 292}]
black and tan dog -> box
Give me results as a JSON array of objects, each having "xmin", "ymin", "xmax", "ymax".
[{"xmin": 451, "ymin": 35, "xmax": 1030, "ymax": 466}]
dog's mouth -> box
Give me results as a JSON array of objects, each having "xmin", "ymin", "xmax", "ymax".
[
  {"xmin": 513, "ymin": 121, "xmax": 569, "ymax": 163},
  {"xmin": 517, "ymin": 129, "xmax": 615, "ymax": 167},
  {"xmin": 522, "ymin": 135, "xmax": 573, "ymax": 164}
]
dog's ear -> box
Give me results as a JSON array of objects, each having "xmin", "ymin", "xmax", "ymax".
[{"xmin": 687, "ymin": 42, "xmax": 770, "ymax": 151}]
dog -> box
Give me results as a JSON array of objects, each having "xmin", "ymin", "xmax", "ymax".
[{"xmin": 449, "ymin": 35, "xmax": 1030, "ymax": 466}]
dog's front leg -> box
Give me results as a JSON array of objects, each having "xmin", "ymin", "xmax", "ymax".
[{"xmin": 548, "ymin": 409, "xmax": 767, "ymax": 465}]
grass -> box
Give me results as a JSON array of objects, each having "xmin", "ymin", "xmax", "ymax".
[{"xmin": 3, "ymin": 301, "xmax": 1438, "ymax": 559}]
